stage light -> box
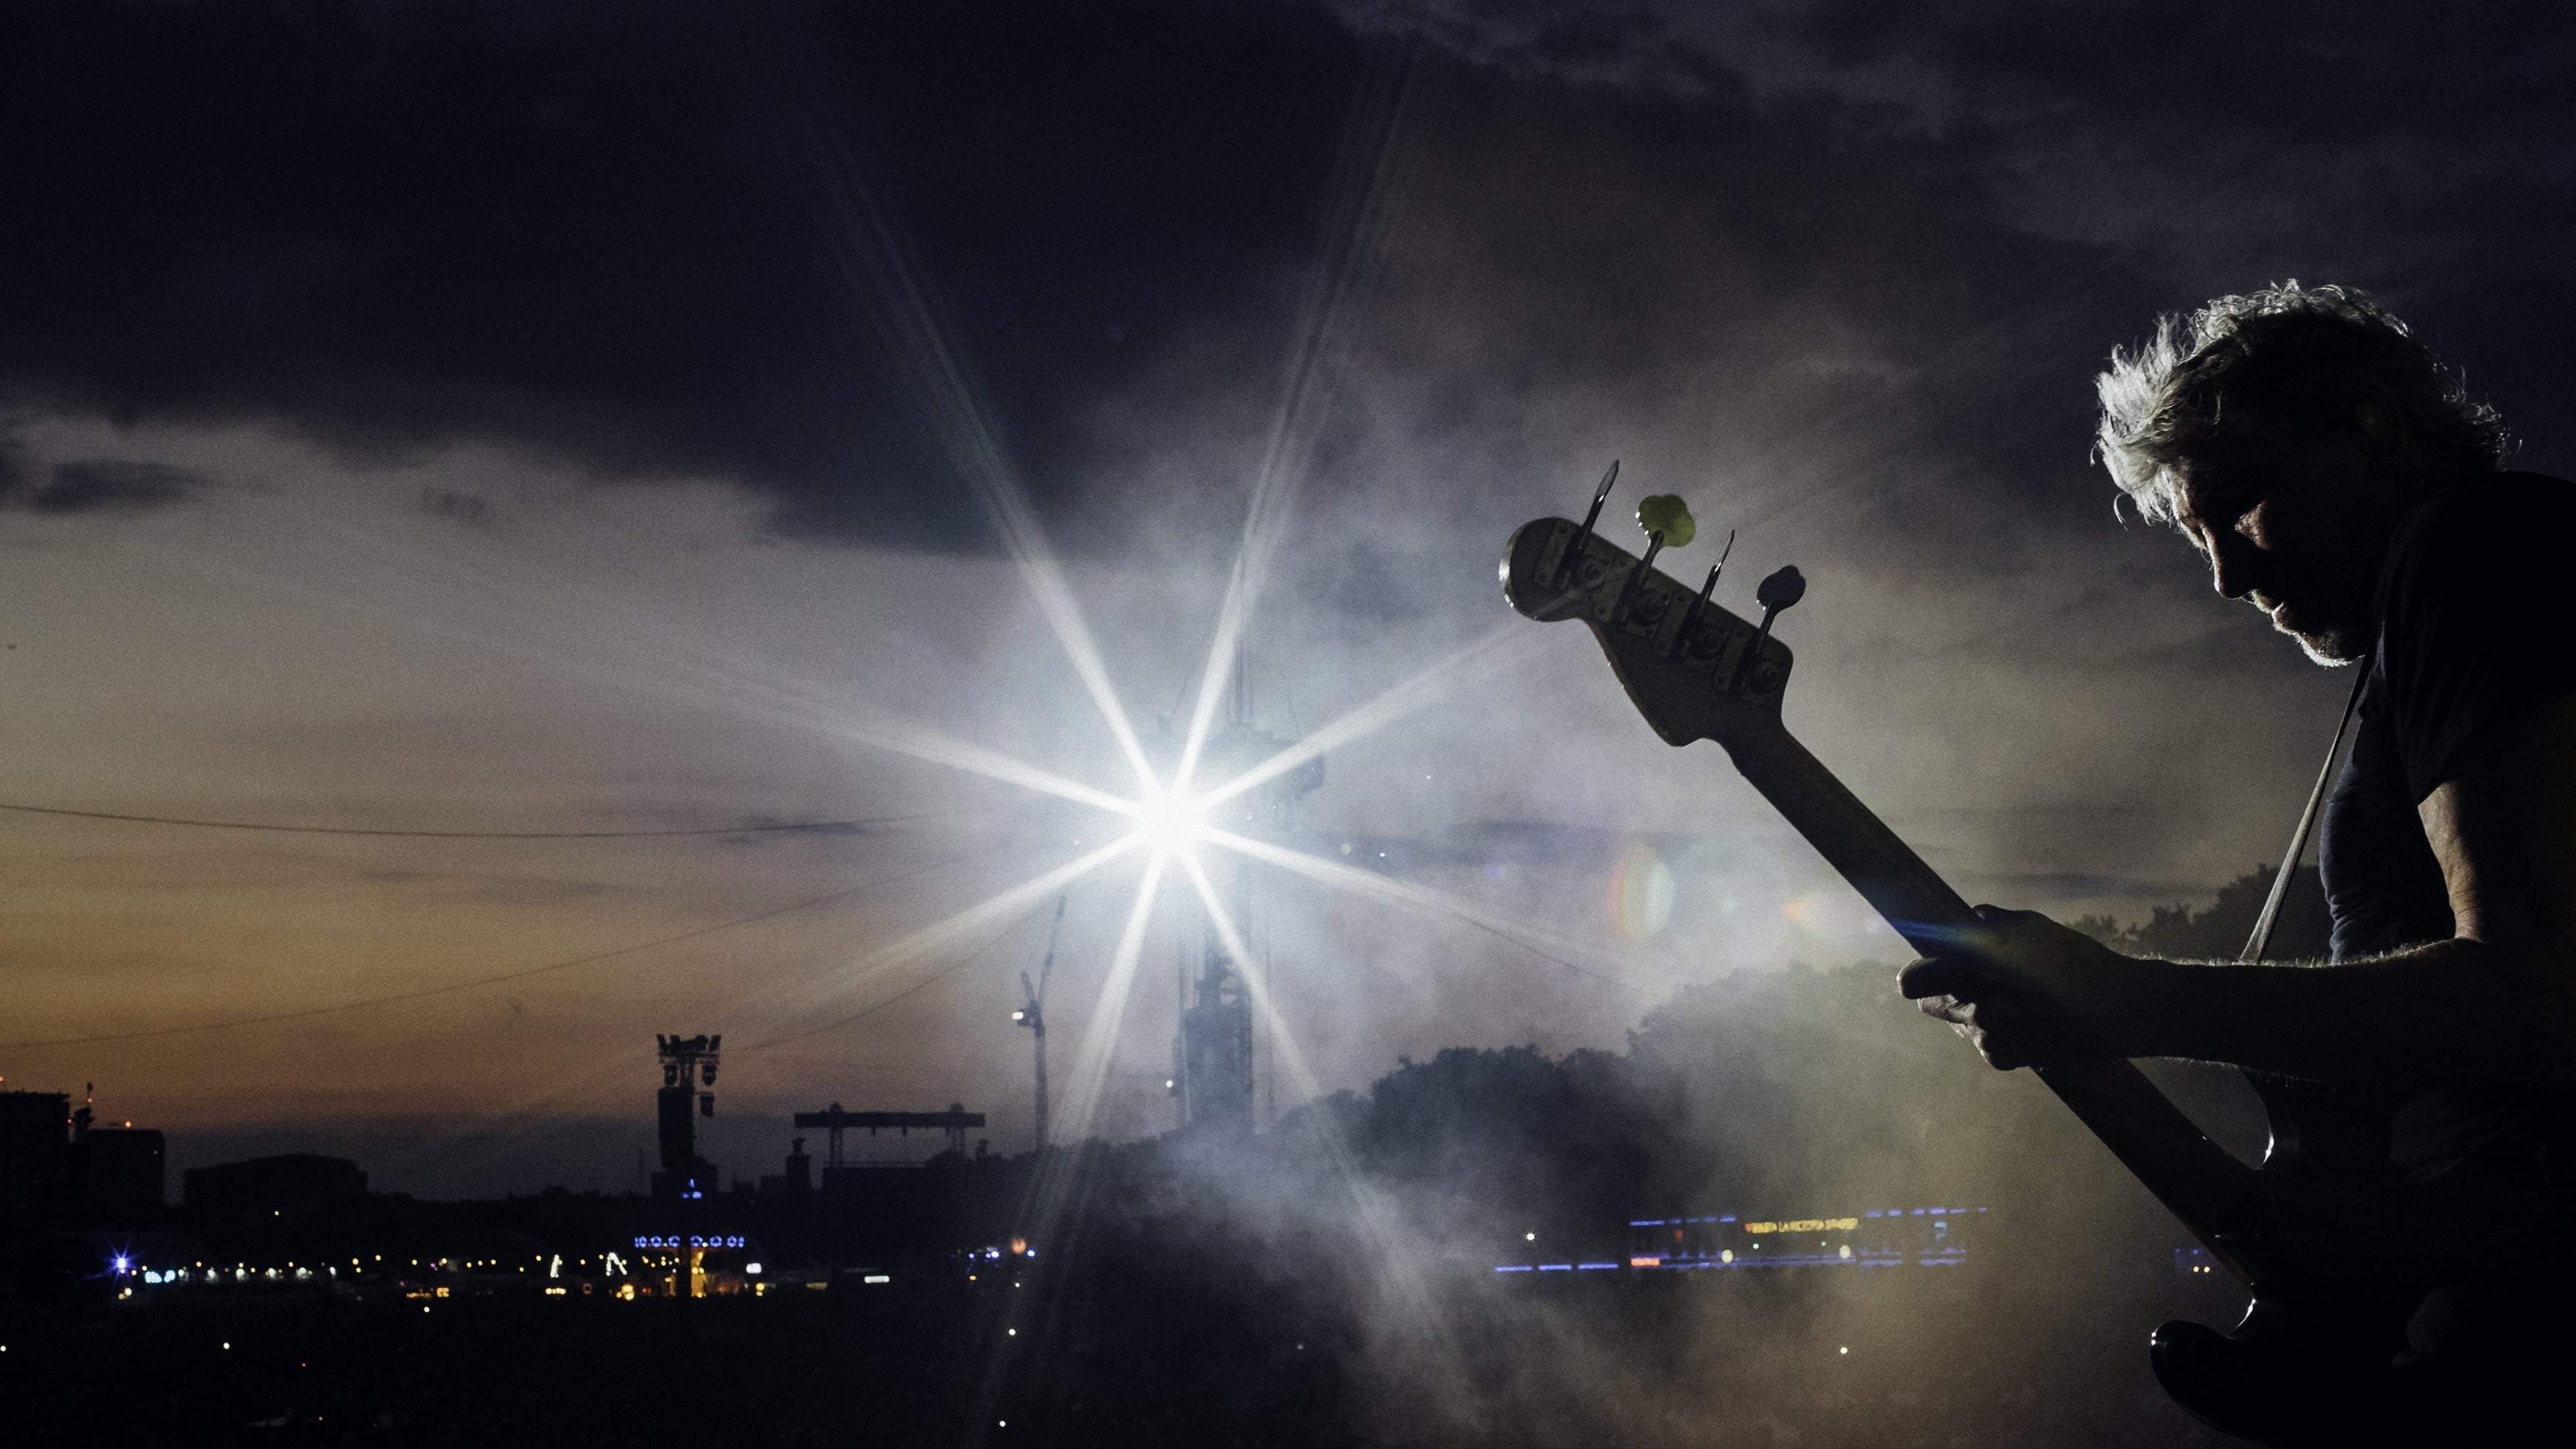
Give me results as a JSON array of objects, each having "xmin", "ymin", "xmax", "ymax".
[{"xmin": 1130, "ymin": 788, "xmax": 1207, "ymax": 852}]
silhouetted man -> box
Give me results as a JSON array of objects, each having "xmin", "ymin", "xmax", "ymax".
[{"xmin": 1898, "ymin": 283, "xmax": 2576, "ymax": 1429}]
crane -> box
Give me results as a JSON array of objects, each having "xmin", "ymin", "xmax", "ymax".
[{"xmin": 1013, "ymin": 894, "xmax": 1066, "ymax": 1153}]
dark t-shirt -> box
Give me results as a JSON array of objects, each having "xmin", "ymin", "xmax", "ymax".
[{"xmin": 2318, "ymin": 471, "xmax": 2576, "ymax": 1185}]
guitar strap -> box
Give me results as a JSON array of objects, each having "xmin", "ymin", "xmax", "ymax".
[{"xmin": 2239, "ymin": 665, "xmax": 2371, "ymax": 965}]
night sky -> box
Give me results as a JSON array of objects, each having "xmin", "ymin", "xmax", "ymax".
[{"xmin": 5, "ymin": 1, "xmax": 2572, "ymax": 1197}]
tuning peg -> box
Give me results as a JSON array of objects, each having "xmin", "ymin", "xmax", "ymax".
[
  {"xmin": 1614, "ymin": 531, "xmax": 1670, "ymax": 623},
  {"xmin": 1730, "ymin": 565, "xmax": 1805, "ymax": 694},
  {"xmin": 1558, "ymin": 459, "xmax": 1618, "ymax": 585},
  {"xmin": 1615, "ymin": 494, "xmax": 1696, "ymax": 621},
  {"xmin": 1677, "ymin": 529, "xmax": 1735, "ymax": 651},
  {"xmin": 1755, "ymin": 565, "xmax": 1805, "ymax": 617}
]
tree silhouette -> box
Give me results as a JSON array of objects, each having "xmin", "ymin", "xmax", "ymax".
[{"xmin": 2076, "ymin": 863, "xmax": 2332, "ymax": 963}]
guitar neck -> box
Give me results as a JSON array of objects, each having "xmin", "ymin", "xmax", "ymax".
[
  {"xmin": 1498, "ymin": 513, "xmax": 2261, "ymax": 1279},
  {"xmin": 1716, "ymin": 724, "xmax": 2259, "ymax": 1267}
]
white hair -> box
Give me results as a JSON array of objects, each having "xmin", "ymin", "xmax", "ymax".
[{"xmin": 2094, "ymin": 281, "xmax": 2509, "ymax": 524}]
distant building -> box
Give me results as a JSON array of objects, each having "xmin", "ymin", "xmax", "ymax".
[
  {"xmin": 0, "ymin": 1091, "xmax": 70, "ymax": 1227},
  {"xmin": 73, "ymin": 1127, "xmax": 166, "ymax": 1223},
  {"xmin": 1176, "ymin": 943, "xmax": 1254, "ymax": 1134},
  {"xmin": 182, "ymin": 1153, "xmax": 366, "ymax": 1219},
  {"xmin": 756, "ymin": 1137, "xmax": 813, "ymax": 1198},
  {"xmin": 652, "ymin": 1032, "xmax": 721, "ymax": 1202}
]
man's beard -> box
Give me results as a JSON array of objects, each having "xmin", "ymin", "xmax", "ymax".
[{"xmin": 2265, "ymin": 598, "xmax": 2369, "ymax": 665}]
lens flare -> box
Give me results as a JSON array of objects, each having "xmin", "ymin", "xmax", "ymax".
[{"xmin": 1608, "ymin": 843, "xmax": 1676, "ymax": 940}]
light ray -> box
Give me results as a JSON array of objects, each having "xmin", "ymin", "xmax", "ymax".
[
  {"xmin": 588, "ymin": 642, "xmax": 1142, "ymax": 821},
  {"xmin": 1177, "ymin": 854, "xmax": 1317, "ymax": 1102},
  {"xmin": 790, "ymin": 96, "xmax": 1161, "ymax": 797},
  {"xmin": 1180, "ymin": 851, "xmax": 1457, "ymax": 1367},
  {"xmin": 1171, "ymin": 531, "xmax": 1272, "ymax": 795},
  {"xmin": 535, "ymin": 650, "xmax": 1137, "ymax": 822},
  {"xmin": 537, "ymin": 634, "xmax": 1141, "ymax": 822},
  {"xmin": 1195, "ymin": 621, "xmax": 1540, "ymax": 812},
  {"xmin": 1170, "ymin": 53, "xmax": 1422, "ymax": 797},
  {"xmin": 957, "ymin": 849, "xmax": 1172, "ymax": 1445},
  {"xmin": 391, "ymin": 846, "xmax": 1100, "ymax": 1188},
  {"xmin": 1213, "ymin": 829, "xmax": 1995, "ymax": 1065},
  {"xmin": 1044, "ymin": 849, "xmax": 1170, "ymax": 1148},
  {"xmin": 603, "ymin": 676, "xmax": 1138, "ymax": 823},
  {"xmin": 807, "ymin": 706, "xmax": 1142, "ymax": 820},
  {"xmin": 747, "ymin": 834, "xmax": 1145, "ymax": 1039},
  {"xmin": 165, "ymin": 499, "xmax": 1139, "ymax": 823},
  {"xmin": 986, "ymin": 518, "xmax": 1164, "ymax": 798},
  {"xmin": 740, "ymin": 896, "xmax": 1047, "ymax": 1053},
  {"xmin": 1198, "ymin": 826, "xmax": 1647, "ymax": 984}
]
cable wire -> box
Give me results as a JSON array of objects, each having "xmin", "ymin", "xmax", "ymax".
[
  {"xmin": 1446, "ymin": 912, "xmax": 1645, "ymax": 994},
  {"xmin": 0, "ymin": 800, "xmax": 986, "ymax": 840},
  {"xmin": 0, "ymin": 852, "xmax": 966, "ymax": 1049},
  {"xmin": 746, "ymin": 899, "xmax": 1050, "ymax": 1050}
]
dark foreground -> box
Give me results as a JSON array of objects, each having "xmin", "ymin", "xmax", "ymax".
[
  {"xmin": 1, "ymin": 1264, "xmax": 2235, "ymax": 1448},
  {"xmin": 4, "ymin": 964, "xmax": 2292, "ymax": 1445}
]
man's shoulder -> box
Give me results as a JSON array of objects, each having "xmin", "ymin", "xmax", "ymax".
[
  {"xmin": 2393, "ymin": 470, "xmax": 2576, "ymax": 550},
  {"xmin": 2371, "ymin": 471, "xmax": 2576, "ymax": 800},
  {"xmin": 2379, "ymin": 472, "xmax": 2576, "ymax": 602}
]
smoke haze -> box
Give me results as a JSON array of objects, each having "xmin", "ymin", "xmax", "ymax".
[{"xmin": 1, "ymin": 2, "xmax": 2563, "ymax": 1236}]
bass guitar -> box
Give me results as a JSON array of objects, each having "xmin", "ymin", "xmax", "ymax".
[{"xmin": 1498, "ymin": 466, "xmax": 2474, "ymax": 1445}]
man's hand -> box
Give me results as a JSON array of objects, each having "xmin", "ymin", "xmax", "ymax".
[{"xmin": 1896, "ymin": 906, "xmax": 2145, "ymax": 1070}]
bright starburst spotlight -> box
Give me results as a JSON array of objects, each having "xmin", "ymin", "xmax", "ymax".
[{"xmin": 1130, "ymin": 787, "xmax": 1210, "ymax": 854}]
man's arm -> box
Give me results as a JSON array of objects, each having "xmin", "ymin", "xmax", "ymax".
[{"xmin": 1899, "ymin": 693, "xmax": 2576, "ymax": 1091}]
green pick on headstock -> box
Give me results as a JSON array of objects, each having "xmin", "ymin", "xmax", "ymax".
[{"xmin": 1635, "ymin": 494, "xmax": 1695, "ymax": 548}]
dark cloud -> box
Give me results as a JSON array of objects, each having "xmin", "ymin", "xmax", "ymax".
[
  {"xmin": 0, "ymin": 428, "xmax": 28, "ymax": 497},
  {"xmin": 1335, "ymin": 1, "xmax": 2576, "ymax": 461},
  {"xmin": 9, "ymin": 1, "xmax": 2572, "ymax": 564},
  {"xmin": 1527, "ymin": 10, "xmax": 1666, "ymax": 65},
  {"xmin": 416, "ymin": 486, "xmax": 495, "ymax": 527},
  {"xmin": 10, "ymin": 458, "xmax": 207, "ymax": 514},
  {"xmin": 0, "ymin": 0, "xmax": 1372, "ymax": 550},
  {"xmin": 716, "ymin": 817, "xmax": 876, "ymax": 846}
]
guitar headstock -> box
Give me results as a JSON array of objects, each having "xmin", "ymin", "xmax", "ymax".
[{"xmin": 1498, "ymin": 483, "xmax": 1799, "ymax": 751}]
